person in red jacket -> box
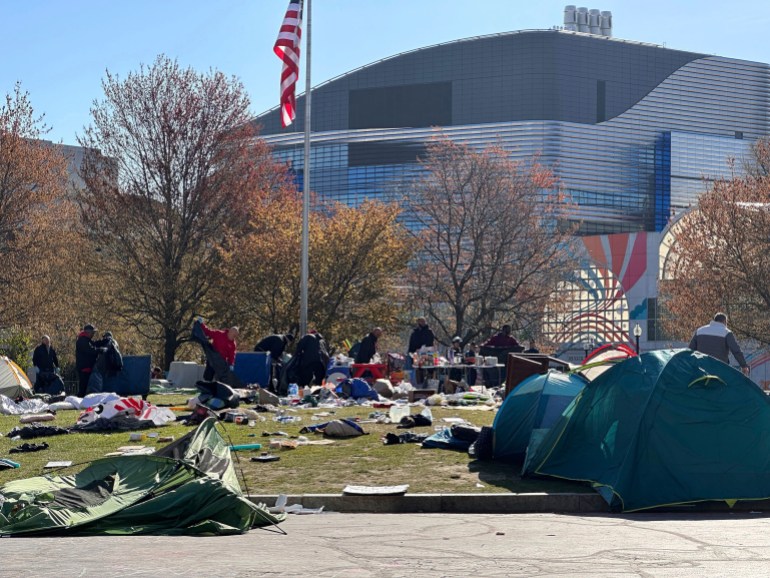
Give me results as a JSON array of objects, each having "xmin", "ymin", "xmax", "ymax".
[{"xmin": 200, "ymin": 321, "xmax": 239, "ymax": 381}]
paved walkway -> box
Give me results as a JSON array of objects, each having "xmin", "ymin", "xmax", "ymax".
[{"xmin": 5, "ymin": 512, "xmax": 770, "ymax": 577}]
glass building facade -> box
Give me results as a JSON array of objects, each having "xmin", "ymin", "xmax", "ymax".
[{"xmin": 255, "ymin": 29, "xmax": 769, "ymax": 235}]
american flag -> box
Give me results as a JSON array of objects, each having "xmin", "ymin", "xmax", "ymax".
[{"xmin": 273, "ymin": 0, "xmax": 303, "ymax": 128}]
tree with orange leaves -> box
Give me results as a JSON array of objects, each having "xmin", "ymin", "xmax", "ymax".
[
  {"xmin": 405, "ymin": 137, "xmax": 577, "ymax": 346},
  {"xmin": 660, "ymin": 144, "xmax": 770, "ymax": 345},
  {"xmin": 216, "ymin": 196, "xmax": 412, "ymax": 348},
  {"xmin": 0, "ymin": 84, "xmax": 73, "ymax": 329}
]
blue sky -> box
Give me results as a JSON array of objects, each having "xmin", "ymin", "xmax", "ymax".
[{"xmin": 3, "ymin": 0, "xmax": 769, "ymax": 144}]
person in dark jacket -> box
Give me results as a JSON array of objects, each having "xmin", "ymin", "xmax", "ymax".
[
  {"xmin": 32, "ymin": 335, "xmax": 64, "ymax": 395},
  {"xmin": 75, "ymin": 324, "xmax": 108, "ymax": 397},
  {"xmin": 355, "ymin": 327, "xmax": 382, "ymax": 364},
  {"xmin": 254, "ymin": 333, "xmax": 294, "ymax": 361},
  {"xmin": 295, "ymin": 331, "xmax": 330, "ymax": 387},
  {"xmin": 86, "ymin": 331, "xmax": 123, "ymax": 395},
  {"xmin": 407, "ymin": 317, "xmax": 435, "ymax": 354},
  {"xmin": 523, "ymin": 340, "xmax": 540, "ymax": 354},
  {"xmin": 408, "ymin": 317, "xmax": 436, "ymax": 386},
  {"xmin": 255, "ymin": 333, "xmax": 295, "ymax": 391}
]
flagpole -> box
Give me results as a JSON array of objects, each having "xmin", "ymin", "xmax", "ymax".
[{"xmin": 300, "ymin": 0, "xmax": 312, "ymax": 337}]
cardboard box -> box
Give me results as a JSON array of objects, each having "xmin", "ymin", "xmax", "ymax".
[{"xmin": 408, "ymin": 389, "xmax": 436, "ymax": 403}]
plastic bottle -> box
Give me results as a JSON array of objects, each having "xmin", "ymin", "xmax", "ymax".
[
  {"xmin": 288, "ymin": 383, "xmax": 299, "ymax": 398},
  {"xmin": 433, "ymin": 351, "xmax": 439, "ymax": 366}
]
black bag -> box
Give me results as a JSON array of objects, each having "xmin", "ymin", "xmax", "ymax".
[
  {"xmin": 450, "ymin": 423, "xmax": 481, "ymax": 443},
  {"xmin": 468, "ymin": 425, "xmax": 494, "ymax": 460}
]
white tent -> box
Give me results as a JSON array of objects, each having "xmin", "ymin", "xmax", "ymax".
[{"xmin": 0, "ymin": 356, "xmax": 34, "ymax": 399}]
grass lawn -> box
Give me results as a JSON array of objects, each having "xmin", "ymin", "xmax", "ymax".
[{"xmin": 0, "ymin": 394, "xmax": 590, "ymax": 495}]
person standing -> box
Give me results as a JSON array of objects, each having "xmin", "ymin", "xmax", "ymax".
[
  {"xmin": 75, "ymin": 324, "xmax": 107, "ymax": 397},
  {"xmin": 408, "ymin": 317, "xmax": 436, "ymax": 386},
  {"xmin": 483, "ymin": 324, "xmax": 522, "ymax": 349},
  {"xmin": 407, "ymin": 317, "xmax": 436, "ymax": 355},
  {"xmin": 689, "ymin": 312, "xmax": 750, "ymax": 375},
  {"xmin": 355, "ymin": 327, "xmax": 382, "ymax": 364},
  {"xmin": 295, "ymin": 330, "xmax": 330, "ymax": 387},
  {"xmin": 254, "ymin": 332, "xmax": 295, "ymax": 390},
  {"xmin": 32, "ymin": 335, "xmax": 64, "ymax": 395},
  {"xmin": 523, "ymin": 340, "xmax": 540, "ymax": 354},
  {"xmin": 200, "ymin": 321, "xmax": 239, "ymax": 381}
]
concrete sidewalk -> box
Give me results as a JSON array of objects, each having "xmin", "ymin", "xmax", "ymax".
[
  {"xmin": 249, "ymin": 492, "xmax": 770, "ymax": 514},
  {"xmin": 6, "ymin": 512, "xmax": 770, "ymax": 577}
]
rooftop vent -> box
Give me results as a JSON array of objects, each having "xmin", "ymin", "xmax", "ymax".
[{"xmin": 564, "ymin": 5, "xmax": 612, "ymax": 37}]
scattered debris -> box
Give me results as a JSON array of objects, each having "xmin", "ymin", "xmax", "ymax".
[
  {"xmin": 7, "ymin": 424, "xmax": 69, "ymax": 440},
  {"xmin": 9, "ymin": 442, "xmax": 49, "ymax": 454},
  {"xmin": 342, "ymin": 484, "xmax": 409, "ymax": 496},
  {"xmin": 269, "ymin": 494, "xmax": 324, "ymax": 515},
  {"xmin": 251, "ymin": 453, "xmax": 280, "ymax": 463},
  {"xmin": 19, "ymin": 413, "xmax": 55, "ymax": 424},
  {"xmin": 43, "ymin": 461, "xmax": 72, "ymax": 469}
]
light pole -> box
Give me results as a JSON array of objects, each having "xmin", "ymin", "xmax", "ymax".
[{"xmin": 633, "ymin": 323, "xmax": 642, "ymax": 354}]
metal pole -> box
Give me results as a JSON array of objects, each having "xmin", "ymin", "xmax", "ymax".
[
  {"xmin": 300, "ymin": 0, "xmax": 312, "ymax": 337},
  {"xmin": 636, "ymin": 334, "xmax": 640, "ymax": 354}
]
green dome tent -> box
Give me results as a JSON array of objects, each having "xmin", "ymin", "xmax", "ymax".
[
  {"xmin": 524, "ymin": 349, "xmax": 770, "ymax": 512},
  {"xmin": 0, "ymin": 418, "xmax": 284, "ymax": 536},
  {"xmin": 492, "ymin": 370, "xmax": 587, "ymax": 461}
]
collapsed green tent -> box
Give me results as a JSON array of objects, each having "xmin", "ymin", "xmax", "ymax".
[
  {"xmin": 492, "ymin": 370, "xmax": 587, "ymax": 461},
  {"xmin": 0, "ymin": 418, "xmax": 284, "ymax": 536},
  {"xmin": 524, "ymin": 349, "xmax": 770, "ymax": 512}
]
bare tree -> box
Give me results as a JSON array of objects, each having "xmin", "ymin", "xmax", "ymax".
[
  {"xmin": 78, "ymin": 55, "xmax": 287, "ymax": 367},
  {"xmin": 405, "ymin": 138, "xmax": 576, "ymax": 345},
  {"xmin": 660, "ymin": 150, "xmax": 770, "ymax": 344}
]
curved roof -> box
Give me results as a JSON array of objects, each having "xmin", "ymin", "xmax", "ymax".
[{"xmin": 255, "ymin": 29, "xmax": 705, "ymax": 135}]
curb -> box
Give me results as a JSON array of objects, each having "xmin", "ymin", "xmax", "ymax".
[{"xmin": 248, "ymin": 492, "xmax": 609, "ymax": 514}]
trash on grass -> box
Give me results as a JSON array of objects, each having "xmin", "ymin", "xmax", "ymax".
[
  {"xmin": 342, "ymin": 484, "xmax": 409, "ymax": 496},
  {"xmin": 269, "ymin": 494, "xmax": 324, "ymax": 515}
]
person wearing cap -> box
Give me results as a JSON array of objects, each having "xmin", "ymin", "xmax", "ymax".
[
  {"xmin": 75, "ymin": 324, "xmax": 108, "ymax": 397},
  {"xmin": 448, "ymin": 336, "xmax": 466, "ymax": 383},
  {"xmin": 354, "ymin": 327, "xmax": 382, "ymax": 364},
  {"xmin": 447, "ymin": 336, "xmax": 463, "ymax": 361}
]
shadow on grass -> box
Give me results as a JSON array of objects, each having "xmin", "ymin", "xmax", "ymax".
[{"xmin": 467, "ymin": 458, "xmax": 593, "ymax": 494}]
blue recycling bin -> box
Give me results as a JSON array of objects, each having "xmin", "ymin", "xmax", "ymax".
[{"xmin": 234, "ymin": 352, "xmax": 272, "ymax": 387}]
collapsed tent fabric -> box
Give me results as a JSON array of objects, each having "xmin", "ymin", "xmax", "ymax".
[
  {"xmin": 524, "ymin": 349, "xmax": 770, "ymax": 512},
  {"xmin": 0, "ymin": 394, "xmax": 50, "ymax": 416},
  {"xmin": 0, "ymin": 356, "xmax": 34, "ymax": 400},
  {"xmin": 492, "ymin": 370, "xmax": 587, "ymax": 461},
  {"xmin": 0, "ymin": 418, "xmax": 284, "ymax": 536}
]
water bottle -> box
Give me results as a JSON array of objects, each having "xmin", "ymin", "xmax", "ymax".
[{"xmin": 288, "ymin": 383, "xmax": 299, "ymax": 398}]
